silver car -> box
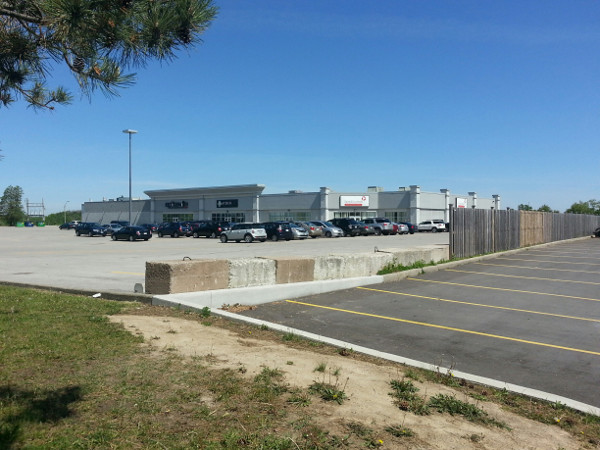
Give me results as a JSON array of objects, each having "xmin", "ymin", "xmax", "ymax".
[
  {"xmin": 418, "ymin": 219, "xmax": 447, "ymax": 232},
  {"xmin": 295, "ymin": 221, "xmax": 323, "ymax": 238},
  {"xmin": 312, "ymin": 221, "xmax": 344, "ymax": 238},
  {"xmin": 290, "ymin": 223, "xmax": 309, "ymax": 240},
  {"xmin": 219, "ymin": 223, "xmax": 267, "ymax": 243}
]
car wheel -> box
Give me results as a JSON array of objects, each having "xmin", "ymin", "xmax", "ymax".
[
  {"xmin": 209, "ymin": 232, "xmax": 216, "ymax": 238},
  {"xmin": 431, "ymin": 227, "xmax": 437, "ymax": 233},
  {"xmin": 88, "ymin": 231, "xmax": 93, "ymax": 237},
  {"xmin": 158, "ymin": 232, "xmax": 163, "ymax": 237},
  {"xmin": 129, "ymin": 235, "xmax": 135, "ymax": 241},
  {"xmin": 76, "ymin": 231, "xmax": 81, "ymax": 236},
  {"xmin": 271, "ymin": 234, "xmax": 279, "ymax": 242},
  {"xmin": 173, "ymin": 232, "xmax": 179, "ymax": 238},
  {"xmin": 111, "ymin": 234, "xmax": 117, "ymax": 241},
  {"xmin": 325, "ymin": 231, "xmax": 332, "ymax": 238},
  {"xmin": 192, "ymin": 232, "xmax": 199, "ymax": 238},
  {"xmin": 244, "ymin": 234, "xmax": 253, "ymax": 243},
  {"xmin": 374, "ymin": 228, "xmax": 382, "ymax": 236},
  {"xmin": 220, "ymin": 234, "xmax": 228, "ymax": 243}
]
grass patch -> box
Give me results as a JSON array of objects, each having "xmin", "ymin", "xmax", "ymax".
[
  {"xmin": 427, "ymin": 394, "xmax": 509, "ymax": 429},
  {"xmin": 377, "ymin": 259, "xmax": 440, "ymax": 275}
]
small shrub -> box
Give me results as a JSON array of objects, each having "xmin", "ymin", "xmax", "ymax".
[{"xmin": 385, "ymin": 425, "xmax": 414, "ymax": 438}]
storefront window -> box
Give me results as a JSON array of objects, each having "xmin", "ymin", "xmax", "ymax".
[
  {"xmin": 162, "ymin": 213, "xmax": 193, "ymax": 223},
  {"xmin": 268, "ymin": 211, "xmax": 311, "ymax": 221},
  {"xmin": 212, "ymin": 213, "xmax": 245, "ymax": 222}
]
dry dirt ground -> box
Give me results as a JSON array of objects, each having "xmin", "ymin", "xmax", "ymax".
[{"xmin": 109, "ymin": 313, "xmax": 584, "ymax": 450}]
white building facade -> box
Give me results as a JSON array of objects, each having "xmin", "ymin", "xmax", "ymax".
[{"xmin": 82, "ymin": 184, "xmax": 501, "ymax": 225}]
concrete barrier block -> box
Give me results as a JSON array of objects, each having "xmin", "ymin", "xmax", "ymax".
[
  {"xmin": 228, "ymin": 258, "xmax": 277, "ymax": 288},
  {"xmin": 146, "ymin": 259, "xmax": 229, "ymax": 294},
  {"xmin": 267, "ymin": 257, "xmax": 315, "ymax": 284},
  {"xmin": 384, "ymin": 245, "xmax": 449, "ymax": 266},
  {"xmin": 314, "ymin": 253, "xmax": 394, "ymax": 280}
]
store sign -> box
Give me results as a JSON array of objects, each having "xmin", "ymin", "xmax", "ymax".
[
  {"xmin": 456, "ymin": 198, "xmax": 468, "ymax": 208},
  {"xmin": 216, "ymin": 199, "xmax": 238, "ymax": 208},
  {"xmin": 165, "ymin": 201, "xmax": 188, "ymax": 209},
  {"xmin": 340, "ymin": 195, "xmax": 369, "ymax": 207}
]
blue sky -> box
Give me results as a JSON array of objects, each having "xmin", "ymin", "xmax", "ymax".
[{"xmin": 2, "ymin": 0, "xmax": 599, "ymax": 214}]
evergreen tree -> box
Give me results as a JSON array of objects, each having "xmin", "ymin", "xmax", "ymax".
[
  {"xmin": 0, "ymin": 185, "xmax": 25, "ymax": 225},
  {"xmin": 1, "ymin": 0, "xmax": 218, "ymax": 109}
]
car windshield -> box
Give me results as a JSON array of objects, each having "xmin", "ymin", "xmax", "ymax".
[{"xmin": 323, "ymin": 222, "xmax": 334, "ymax": 227}]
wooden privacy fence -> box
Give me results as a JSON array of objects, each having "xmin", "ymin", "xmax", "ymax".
[{"xmin": 450, "ymin": 208, "xmax": 600, "ymax": 259}]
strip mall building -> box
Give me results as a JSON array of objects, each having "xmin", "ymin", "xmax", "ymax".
[{"xmin": 82, "ymin": 184, "xmax": 500, "ymax": 225}]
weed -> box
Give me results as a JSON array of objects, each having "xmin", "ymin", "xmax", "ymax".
[
  {"xmin": 309, "ymin": 365, "xmax": 348, "ymax": 405},
  {"xmin": 427, "ymin": 394, "xmax": 509, "ymax": 429},
  {"xmin": 199, "ymin": 306, "xmax": 211, "ymax": 318},
  {"xmin": 287, "ymin": 389, "xmax": 311, "ymax": 407},
  {"xmin": 389, "ymin": 379, "xmax": 430, "ymax": 415},
  {"xmin": 385, "ymin": 424, "xmax": 414, "ymax": 438},
  {"xmin": 377, "ymin": 259, "xmax": 437, "ymax": 275},
  {"xmin": 314, "ymin": 362, "xmax": 327, "ymax": 373}
]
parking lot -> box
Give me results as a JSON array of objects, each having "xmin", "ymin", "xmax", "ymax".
[
  {"xmin": 0, "ymin": 226, "xmax": 448, "ymax": 293},
  {"xmin": 238, "ymin": 238, "xmax": 600, "ymax": 408}
]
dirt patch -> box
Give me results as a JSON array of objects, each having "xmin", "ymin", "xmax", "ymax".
[{"xmin": 110, "ymin": 314, "xmax": 583, "ymax": 449}]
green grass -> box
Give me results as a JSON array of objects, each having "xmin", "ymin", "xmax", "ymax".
[{"xmin": 377, "ymin": 259, "xmax": 441, "ymax": 275}]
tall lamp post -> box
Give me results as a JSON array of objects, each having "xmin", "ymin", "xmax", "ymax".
[
  {"xmin": 63, "ymin": 200, "xmax": 69, "ymax": 224},
  {"xmin": 122, "ymin": 129, "xmax": 138, "ymax": 225}
]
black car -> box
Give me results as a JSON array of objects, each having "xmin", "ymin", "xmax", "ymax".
[
  {"xmin": 399, "ymin": 222, "xmax": 417, "ymax": 234},
  {"xmin": 594, "ymin": 227, "xmax": 600, "ymax": 238},
  {"xmin": 157, "ymin": 222, "xmax": 188, "ymax": 238},
  {"xmin": 330, "ymin": 218, "xmax": 362, "ymax": 237},
  {"xmin": 59, "ymin": 221, "xmax": 78, "ymax": 230},
  {"xmin": 111, "ymin": 226, "xmax": 152, "ymax": 241},
  {"xmin": 262, "ymin": 222, "xmax": 294, "ymax": 241},
  {"xmin": 190, "ymin": 221, "xmax": 232, "ymax": 238},
  {"xmin": 141, "ymin": 223, "xmax": 158, "ymax": 233},
  {"xmin": 75, "ymin": 222, "xmax": 106, "ymax": 237}
]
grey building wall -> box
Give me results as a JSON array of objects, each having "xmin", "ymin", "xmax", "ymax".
[{"xmin": 81, "ymin": 184, "xmax": 500, "ymax": 226}]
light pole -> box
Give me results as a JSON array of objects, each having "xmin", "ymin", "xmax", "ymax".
[
  {"xmin": 63, "ymin": 201, "xmax": 69, "ymax": 224},
  {"xmin": 122, "ymin": 129, "xmax": 138, "ymax": 225}
]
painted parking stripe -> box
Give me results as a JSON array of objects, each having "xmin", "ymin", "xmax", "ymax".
[
  {"xmin": 496, "ymin": 257, "xmax": 600, "ymax": 267},
  {"xmin": 473, "ymin": 262, "xmax": 600, "ymax": 275},
  {"xmin": 405, "ymin": 277, "xmax": 600, "ymax": 304},
  {"xmin": 285, "ymin": 300, "xmax": 600, "ymax": 356},
  {"xmin": 446, "ymin": 269, "xmax": 600, "ymax": 286},
  {"xmin": 356, "ymin": 286, "xmax": 600, "ymax": 323}
]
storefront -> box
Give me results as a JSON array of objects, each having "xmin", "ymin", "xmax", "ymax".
[{"xmin": 82, "ymin": 184, "xmax": 500, "ymax": 226}]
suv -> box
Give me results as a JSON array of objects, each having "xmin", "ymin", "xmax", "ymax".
[
  {"xmin": 362, "ymin": 218, "xmax": 396, "ymax": 235},
  {"xmin": 262, "ymin": 222, "xmax": 294, "ymax": 241},
  {"xmin": 417, "ymin": 219, "xmax": 447, "ymax": 232},
  {"xmin": 75, "ymin": 222, "xmax": 106, "ymax": 237},
  {"xmin": 157, "ymin": 222, "xmax": 188, "ymax": 238},
  {"xmin": 219, "ymin": 223, "xmax": 267, "ymax": 243},
  {"xmin": 330, "ymin": 218, "xmax": 362, "ymax": 237},
  {"xmin": 190, "ymin": 221, "xmax": 232, "ymax": 238}
]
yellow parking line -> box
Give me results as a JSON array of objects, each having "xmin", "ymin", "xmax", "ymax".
[
  {"xmin": 497, "ymin": 257, "xmax": 600, "ymax": 267},
  {"xmin": 445, "ymin": 269, "xmax": 600, "ymax": 286},
  {"xmin": 474, "ymin": 262, "xmax": 600, "ymax": 275},
  {"xmin": 356, "ymin": 286, "xmax": 600, "ymax": 323},
  {"xmin": 405, "ymin": 277, "xmax": 600, "ymax": 303},
  {"xmin": 285, "ymin": 300, "xmax": 600, "ymax": 356}
]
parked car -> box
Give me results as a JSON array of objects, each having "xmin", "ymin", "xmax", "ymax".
[
  {"xmin": 362, "ymin": 218, "xmax": 396, "ymax": 235},
  {"xmin": 190, "ymin": 221, "xmax": 232, "ymax": 238},
  {"xmin": 110, "ymin": 220, "xmax": 129, "ymax": 227},
  {"xmin": 357, "ymin": 221, "xmax": 375, "ymax": 236},
  {"xmin": 290, "ymin": 223, "xmax": 309, "ymax": 240},
  {"xmin": 111, "ymin": 226, "xmax": 152, "ymax": 241},
  {"xmin": 102, "ymin": 224, "xmax": 123, "ymax": 235},
  {"xmin": 417, "ymin": 219, "xmax": 447, "ymax": 232},
  {"xmin": 59, "ymin": 221, "xmax": 78, "ymax": 230},
  {"xmin": 75, "ymin": 222, "xmax": 106, "ymax": 237},
  {"xmin": 157, "ymin": 222, "xmax": 189, "ymax": 238},
  {"xmin": 399, "ymin": 222, "xmax": 416, "ymax": 234},
  {"xmin": 219, "ymin": 223, "xmax": 267, "ymax": 243},
  {"xmin": 396, "ymin": 223, "xmax": 409, "ymax": 234},
  {"xmin": 594, "ymin": 226, "xmax": 600, "ymax": 238},
  {"xmin": 330, "ymin": 218, "xmax": 362, "ymax": 237},
  {"xmin": 141, "ymin": 223, "xmax": 158, "ymax": 233},
  {"xmin": 312, "ymin": 221, "xmax": 343, "ymax": 238},
  {"xmin": 262, "ymin": 222, "xmax": 294, "ymax": 241},
  {"xmin": 295, "ymin": 221, "xmax": 323, "ymax": 238}
]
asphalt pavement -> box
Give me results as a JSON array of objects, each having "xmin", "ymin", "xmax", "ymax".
[{"xmin": 238, "ymin": 238, "xmax": 600, "ymax": 410}]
